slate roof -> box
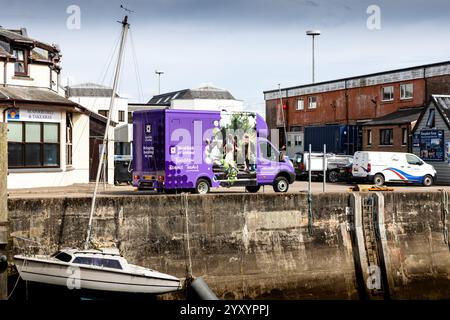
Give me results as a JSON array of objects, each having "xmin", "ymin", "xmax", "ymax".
[
  {"xmin": 66, "ymin": 83, "xmax": 120, "ymax": 98},
  {"xmin": 412, "ymin": 95, "xmax": 450, "ymax": 132},
  {"xmin": 432, "ymin": 95, "xmax": 450, "ymax": 128},
  {"xmin": 0, "ymin": 46, "xmax": 12, "ymax": 58},
  {"xmin": 0, "ymin": 27, "xmax": 56, "ymax": 51},
  {"xmin": 363, "ymin": 107, "xmax": 424, "ymax": 126},
  {"xmin": 0, "ymin": 86, "xmax": 77, "ymax": 106},
  {"xmin": 147, "ymin": 85, "xmax": 236, "ymax": 106}
]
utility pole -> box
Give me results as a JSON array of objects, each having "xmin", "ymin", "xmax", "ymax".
[
  {"xmin": 278, "ymin": 84, "xmax": 288, "ymax": 149},
  {"xmin": 0, "ymin": 123, "xmax": 8, "ymax": 299},
  {"xmin": 155, "ymin": 70, "xmax": 164, "ymax": 95},
  {"xmin": 306, "ymin": 30, "xmax": 321, "ymax": 83},
  {"xmin": 85, "ymin": 14, "xmax": 129, "ymax": 250}
]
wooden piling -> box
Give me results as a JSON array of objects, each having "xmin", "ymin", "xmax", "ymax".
[{"xmin": 0, "ymin": 123, "xmax": 8, "ymax": 300}]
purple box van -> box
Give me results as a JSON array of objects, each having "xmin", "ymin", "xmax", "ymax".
[{"xmin": 132, "ymin": 109, "xmax": 295, "ymax": 194}]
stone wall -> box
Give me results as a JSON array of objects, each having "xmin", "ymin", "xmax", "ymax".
[{"xmin": 6, "ymin": 191, "xmax": 450, "ymax": 299}]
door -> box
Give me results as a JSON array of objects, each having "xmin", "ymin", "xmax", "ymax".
[
  {"xmin": 257, "ymin": 140, "xmax": 280, "ymax": 184},
  {"xmin": 404, "ymin": 154, "xmax": 426, "ymax": 182}
]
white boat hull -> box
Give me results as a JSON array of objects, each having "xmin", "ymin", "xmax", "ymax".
[{"xmin": 14, "ymin": 256, "xmax": 181, "ymax": 294}]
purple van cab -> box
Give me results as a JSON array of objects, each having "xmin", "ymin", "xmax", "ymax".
[{"xmin": 132, "ymin": 109, "xmax": 295, "ymax": 194}]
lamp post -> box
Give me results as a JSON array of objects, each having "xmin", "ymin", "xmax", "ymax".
[
  {"xmin": 306, "ymin": 30, "xmax": 320, "ymax": 83},
  {"xmin": 155, "ymin": 70, "xmax": 164, "ymax": 94}
]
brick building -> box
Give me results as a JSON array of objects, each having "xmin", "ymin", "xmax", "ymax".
[{"xmin": 264, "ymin": 61, "xmax": 450, "ymax": 156}]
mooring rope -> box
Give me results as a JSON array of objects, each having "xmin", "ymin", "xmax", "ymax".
[{"xmin": 7, "ymin": 257, "xmax": 26, "ymax": 300}]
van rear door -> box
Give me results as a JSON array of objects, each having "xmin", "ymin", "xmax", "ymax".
[{"xmin": 352, "ymin": 152, "xmax": 369, "ymax": 177}]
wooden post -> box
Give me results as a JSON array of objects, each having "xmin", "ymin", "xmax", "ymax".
[{"xmin": 0, "ymin": 123, "xmax": 8, "ymax": 300}]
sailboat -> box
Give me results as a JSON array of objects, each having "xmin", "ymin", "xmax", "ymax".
[{"xmin": 14, "ymin": 13, "xmax": 182, "ymax": 295}]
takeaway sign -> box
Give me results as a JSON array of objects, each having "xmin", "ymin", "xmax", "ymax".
[{"xmin": 7, "ymin": 108, "xmax": 61, "ymax": 122}]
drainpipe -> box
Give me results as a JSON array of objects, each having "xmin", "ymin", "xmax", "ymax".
[
  {"xmin": 423, "ymin": 67, "xmax": 428, "ymax": 105},
  {"xmin": 345, "ymin": 81, "xmax": 349, "ymax": 125},
  {"xmin": 3, "ymin": 60, "xmax": 6, "ymax": 87}
]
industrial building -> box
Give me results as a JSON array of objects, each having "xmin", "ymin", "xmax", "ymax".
[{"xmin": 264, "ymin": 61, "xmax": 450, "ymax": 157}]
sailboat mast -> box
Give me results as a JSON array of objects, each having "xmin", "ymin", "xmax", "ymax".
[{"xmin": 84, "ymin": 15, "xmax": 130, "ymax": 250}]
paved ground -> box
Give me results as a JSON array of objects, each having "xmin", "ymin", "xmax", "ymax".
[{"xmin": 8, "ymin": 180, "xmax": 450, "ymax": 198}]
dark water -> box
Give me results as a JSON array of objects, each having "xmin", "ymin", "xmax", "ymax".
[{"xmin": 7, "ymin": 274, "xmax": 159, "ymax": 302}]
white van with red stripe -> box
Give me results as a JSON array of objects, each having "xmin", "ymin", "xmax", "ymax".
[{"xmin": 352, "ymin": 151, "xmax": 436, "ymax": 186}]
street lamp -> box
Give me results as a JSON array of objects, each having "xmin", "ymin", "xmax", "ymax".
[
  {"xmin": 306, "ymin": 30, "xmax": 321, "ymax": 83},
  {"xmin": 155, "ymin": 70, "xmax": 164, "ymax": 94}
]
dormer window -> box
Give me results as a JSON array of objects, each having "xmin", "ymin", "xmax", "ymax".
[{"xmin": 12, "ymin": 48, "xmax": 28, "ymax": 76}]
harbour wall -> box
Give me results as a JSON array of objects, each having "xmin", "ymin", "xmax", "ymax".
[{"xmin": 6, "ymin": 191, "xmax": 450, "ymax": 299}]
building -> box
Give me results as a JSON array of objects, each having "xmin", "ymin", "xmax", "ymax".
[
  {"xmin": 0, "ymin": 27, "xmax": 92, "ymax": 189},
  {"xmin": 361, "ymin": 107, "xmax": 424, "ymax": 153},
  {"xmin": 147, "ymin": 85, "xmax": 244, "ymax": 112},
  {"xmin": 412, "ymin": 95, "xmax": 450, "ymax": 184},
  {"xmin": 264, "ymin": 61, "xmax": 450, "ymax": 156},
  {"xmin": 66, "ymin": 83, "xmax": 126, "ymax": 183},
  {"xmin": 0, "ymin": 27, "xmax": 116, "ymax": 189}
]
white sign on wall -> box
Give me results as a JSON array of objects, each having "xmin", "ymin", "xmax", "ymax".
[{"xmin": 7, "ymin": 108, "xmax": 61, "ymax": 122}]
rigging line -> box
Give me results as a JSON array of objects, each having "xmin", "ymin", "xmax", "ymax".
[{"xmin": 129, "ymin": 29, "xmax": 144, "ymax": 103}]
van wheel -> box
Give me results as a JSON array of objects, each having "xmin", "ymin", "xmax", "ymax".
[
  {"xmin": 423, "ymin": 175, "xmax": 433, "ymax": 187},
  {"xmin": 273, "ymin": 176, "xmax": 289, "ymax": 193},
  {"xmin": 194, "ymin": 178, "xmax": 210, "ymax": 194},
  {"xmin": 373, "ymin": 174, "xmax": 385, "ymax": 186},
  {"xmin": 245, "ymin": 186, "xmax": 261, "ymax": 193},
  {"xmin": 327, "ymin": 170, "xmax": 339, "ymax": 183}
]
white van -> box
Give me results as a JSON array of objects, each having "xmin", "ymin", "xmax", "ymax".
[{"xmin": 352, "ymin": 151, "xmax": 437, "ymax": 186}]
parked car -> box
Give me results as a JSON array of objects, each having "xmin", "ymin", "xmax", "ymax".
[
  {"xmin": 352, "ymin": 151, "xmax": 436, "ymax": 186},
  {"xmin": 293, "ymin": 152, "xmax": 353, "ymax": 183}
]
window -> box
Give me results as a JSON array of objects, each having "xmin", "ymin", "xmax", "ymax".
[
  {"xmin": 66, "ymin": 113, "xmax": 73, "ymax": 166},
  {"xmin": 379, "ymin": 129, "xmax": 393, "ymax": 145},
  {"xmin": 12, "ymin": 48, "xmax": 27, "ymax": 76},
  {"xmin": 128, "ymin": 111, "xmax": 133, "ymax": 124},
  {"xmin": 406, "ymin": 154, "xmax": 423, "ymax": 166},
  {"xmin": 308, "ymin": 96, "xmax": 317, "ymax": 109},
  {"xmin": 73, "ymin": 257, "xmax": 122, "ymax": 269},
  {"xmin": 259, "ymin": 141, "xmax": 278, "ymax": 162},
  {"xmin": 426, "ymin": 109, "xmax": 435, "ymax": 128},
  {"xmin": 402, "ymin": 128, "xmax": 408, "ymax": 146},
  {"xmin": 118, "ymin": 110, "xmax": 125, "ymax": 122},
  {"xmin": 52, "ymin": 251, "xmax": 73, "ymax": 263},
  {"xmin": 382, "ymin": 86, "xmax": 394, "ymax": 101},
  {"xmin": 98, "ymin": 110, "xmax": 108, "ymax": 118},
  {"xmin": 296, "ymin": 99, "xmax": 304, "ymax": 110},
  {"xmin": 400, "ymin": 83, "xmax": 413, "ymax": 100},
  {"xmin": 7, "ymin": 121, "xmax": 60, "ymax": 168},
  {"xmin": 367, "ymin": 129, "xmax": 372, "ymax": 146}
]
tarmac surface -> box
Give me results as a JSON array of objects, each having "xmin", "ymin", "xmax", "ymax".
[{"xmin": 8, "ymin": 180, "xmax": 450, "ymax": 198}]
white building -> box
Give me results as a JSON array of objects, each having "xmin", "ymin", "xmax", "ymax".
[
  {"xmin": 67, "ymin": 83, "xmax": 130, "ymax": 165},
  {"xmin": 146, "ymin": 85, "xmax": 244, "ymax": 112},
  {"xmin": 0, "ymin": 27, "xmax": 114, "ymax": 188}
]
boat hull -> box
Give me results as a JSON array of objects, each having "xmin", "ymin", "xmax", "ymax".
[{"xmin": 14, "ymin": 256, "xmax": 181, "ymax": 294}]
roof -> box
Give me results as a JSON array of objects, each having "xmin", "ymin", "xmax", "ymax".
[
  {"xmin": 264, "ymin": 60, "xmax": 450, "ymax": 100},
  {"xmin": 66, "ymin": 83, "xmax": 120, "ymax": 98},
  {"xmin": 0, "ymin": 27, "xmax": 57, "ymax": 52},
  {"xmin": 147, "ymin": 85, "xmax": 236, "ymax": 106},
  {"xmin": 0, "ymin": 46, "xmax": 12, "ymax": 58},
  {"xmin": 432, "ymin": 95, "xmax": 450, "ymax": 129},
  {"xmin": 0, "ymin": 86, "xmax": 78, "ymax": 106},
  {"xmin": 413, "ymin": 95, "xmax": 450, "ymax": 132},
  {"xmin": 362, "ymin": 107, "xmax": 424, "ymax": 126}
]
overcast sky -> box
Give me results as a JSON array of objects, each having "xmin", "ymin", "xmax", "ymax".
[{"xmin": 1, "ymin": 0, "xmax": 449, "ymax": 115}]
